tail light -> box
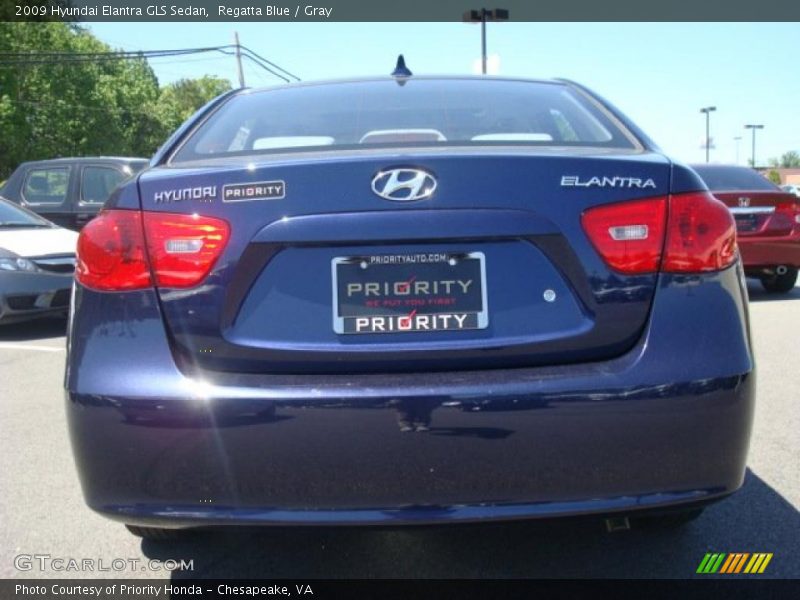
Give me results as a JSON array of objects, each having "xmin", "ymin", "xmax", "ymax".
[
  {"xmin": 770, "ymin": 201, "xmax": 800, "ymax": 233},
  {"xmin": 77, "ymin": 210, "xmax": 230, "ymax": 291},
  {"xmin": 143, "ymin": 212, "xmax": 230, "ymax": 287},
  {"xmin": 76, "ymin": 211, "xmax": 151, "ymax": 291},
  {"xmin": 581, "ymin": 197, "xmax": 667, "ymax": 274},
  {"xmin": 662, "ymin": 192, "xmax": 737, "ymax": 272},
  {"xmin": 582, "ymin": 191, "xmax": 736, "ymax": 275}
]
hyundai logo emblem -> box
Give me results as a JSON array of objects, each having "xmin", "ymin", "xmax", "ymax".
[{"xmin": 371, "ymin": 168, "xmax": 437, "ymax": 202}]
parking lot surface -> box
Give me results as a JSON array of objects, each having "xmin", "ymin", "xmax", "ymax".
[{"xmin": 1, "ymin": 281, "xmax": 798, "ymax": 579}]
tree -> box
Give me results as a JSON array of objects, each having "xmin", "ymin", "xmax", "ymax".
[
  {"xmin": 767, "ymin": 170, "xmax": 782, "ymax": 185},
  {"xmin": 0, "ymin": 23, "xmax": 232, "ymax": 179},
  {"xmin": 0, "ymin": 22, "xmax": 163, "ymax": 178},
  {"xmin": 157, "ymin": 76, "xmax": 232, "ymax": 135},
  {"xmin": 767, "ymin": 151, "xmax": 800, "ymax": 169},
  {"xmin": 779, "ymin": 151, "xmax": 800, "ymax": 168}
]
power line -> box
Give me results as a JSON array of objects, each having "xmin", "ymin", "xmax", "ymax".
[
  {"xmin": 0, "ymin": 45, "xmax": 235, "ymax": 59},
  {"xmin": 239, "ymin": 46, "xmax": 300, "ymax": 81},
  {"xmin": 0, "ymin": 45, "xmax": 301, "ymax": 83}
]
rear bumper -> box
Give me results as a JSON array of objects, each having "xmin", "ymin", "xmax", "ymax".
[
  {"xmin": 0, "ymin": 271, "xmax": 72, "ymax": 325},
  {"xmin": 738, "ymin": 231, "xmax": 800, "ymax": 269},
  {"xmin": 65, "ymin": 265, "xmax": 755, "ymax": 527}
]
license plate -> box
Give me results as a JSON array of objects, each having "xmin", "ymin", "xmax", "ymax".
[
  {"xmin": 332, "ymin": 252, "xmax": 488, "ymax": 334},
  {"xmin": 734, "ymin": 214, "xmax": 758, "ymax": 232}
]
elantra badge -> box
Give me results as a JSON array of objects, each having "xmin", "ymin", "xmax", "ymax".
[
  {"xmin": 561, "ymin": 175, "xmax": 656, "ymax": 189},
  {"xmin": 372, "ymin": 168, "xmax": 437, "ymax": 201}
]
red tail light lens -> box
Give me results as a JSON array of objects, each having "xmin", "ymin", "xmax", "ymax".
[
  {"xmin": 76, "ymin": 210, "xmax": 151, "ymax": 291},
  {"xmin": 76, "ymin": 210, "xmax": 230, "ymax": 291},
  {"xmin": 581, "ymin": 197, "xmax": 668, "ymax": 274},
  {"xmin": 582, "ymin": 192, "xmax": 738, "ymax": 275},
  {"xmin": 770, "ymin": 201, "xmax": 800, "ymax": 234},
  {"xmin": 662, "ymin": 192, "xmax": 737, "ymax": 273},
  {"xmin": 143, "ymin": 212, "xmax": 230, "ymax": 287}
]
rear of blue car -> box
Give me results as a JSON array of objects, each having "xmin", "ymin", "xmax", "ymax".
[{"xmin": 65, "ymin": 77, "xmax": 754, "ymax": 536}]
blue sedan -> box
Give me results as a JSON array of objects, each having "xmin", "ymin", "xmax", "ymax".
[{"xmin": 65, "ymin": 73, "xmax": 754, "ymax": 540}]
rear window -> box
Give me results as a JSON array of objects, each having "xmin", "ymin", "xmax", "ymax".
[
  {"xmin": 80, "ymin": 166, "xmax": 128, "ymax": 205},
  {"xmin": 171, "ymin": 79, "xmax": 636, "ymax": 162},
  {"xmin": 692, "ymin": 165, "xmax": 780, "ymax": 192}
]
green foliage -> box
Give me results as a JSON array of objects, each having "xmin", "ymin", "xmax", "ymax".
[
  {"xmin": 767, "ymin": 170, "xmax": 782, "ymax": 185},
  {"xmin": 0, "ymin": 22, "xmax": 232, "ymax": 179},
  {"xmin": 779, "ymin": 151, "xmax": 800, "ymax": 168},
  {"xmin": 767, "ymin": 151, "xmax": 800, "ymax": 169},
  {"xmin": 157, "ymin": 76, "xmax": 232, "ymax": 133}
]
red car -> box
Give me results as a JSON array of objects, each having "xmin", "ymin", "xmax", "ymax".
[{"xmin": 692, "ymin": 164, "xmax": 800, "ymax": 293}]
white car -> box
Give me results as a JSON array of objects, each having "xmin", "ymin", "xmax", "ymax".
[
  {"xmin": 781, "ymin": 184, "xmax": 800, "ymax": 197},
  {"xmin": 0, "ymin": 196, "xmax": 78, "ymax": 324}
]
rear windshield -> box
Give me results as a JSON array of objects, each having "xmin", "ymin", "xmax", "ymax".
[
  {"xmin": 171, "ymin": 79, "xmax": 636, "ymax": 162},
  {"xmin": 692, "ymin": 165, "xmax": 780, "ymax": 191}
]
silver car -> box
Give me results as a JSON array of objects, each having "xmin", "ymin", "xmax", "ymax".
[{"xmin": 0, "ymin": 197, "xmax": 77, "ymax": 324}]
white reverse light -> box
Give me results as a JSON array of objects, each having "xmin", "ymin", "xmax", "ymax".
[
  {"xmin": 165, "ymin": 239, "xmax": 204, "ymax": 254},
  {"xmin": 608, "ymin": 225, "xmax": 649, "ymax": 241}
]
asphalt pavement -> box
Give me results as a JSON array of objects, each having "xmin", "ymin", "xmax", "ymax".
[{"xmin": 0, "ymin": 280, "xmax": 797, "ymax": 579}]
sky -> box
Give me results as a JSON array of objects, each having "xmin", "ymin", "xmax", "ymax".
[{"xmin": 88, "ymin": 22, "xmax": 800, "ymax": 166}]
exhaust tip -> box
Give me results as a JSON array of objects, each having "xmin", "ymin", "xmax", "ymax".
[
  {"xmin": 605, "ymin": 516, "xmax": 631, "ymax": 532},
  {"xmin": 776, "ymin": 265, "xmax": 789, "ymax": 275}
]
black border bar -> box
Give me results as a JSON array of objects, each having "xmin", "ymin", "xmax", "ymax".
[
  {"xmin": 5, "ymin": 579, "xmax": 800, "ymax": 600},
  {"xmin": 6, "ymin": 0, "xmax": 800, "ymax": 22}
]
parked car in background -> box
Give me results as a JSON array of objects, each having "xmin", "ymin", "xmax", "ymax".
[
  {"xmin": 0, "ymin": 196, "xmax": 77, "ymax": 325},
  {"xmin": 691, "ymin": 164, "xmax": 800, "ymax": 293},
  {"xmin": 67, "ymin": 75, "xmax": 755, "ymax": 540},
  {"xmin": 781, "ymin": 183, "xmax": 800, "ymax": 198},
  {"xmin": 0, "ymin": 157, "xmax": 148, "ymax": 231}
]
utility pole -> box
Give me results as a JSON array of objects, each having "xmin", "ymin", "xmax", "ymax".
[
  {"xmin": 234, "ymin": 31, "xmax": 245, "ymax": 88},
  {"xmin": 744, "ymin": 124, "xmax": 764, "ymax": 168},
  {"xmin": 700, "ymin": 106, "xmax": 716, "ymax": 163}
]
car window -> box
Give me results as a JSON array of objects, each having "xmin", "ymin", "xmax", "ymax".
[
  {"xmin": 0, "ymin": 197, "xmax": 50, "ymax": 226},
  {"xmin": 692, "ymin": 165, "xmax": 780, "ymax": 191},
  {"xmin": 172, "ymin": 79, "xmax": 635, "ymax": 162},
  {"xmin": 22, "ymin": 167, "xmax": 69, "ymax": 205},
  {"xmin": 81, "ymin": 166, "xmax": 127, "ymax": 205}
]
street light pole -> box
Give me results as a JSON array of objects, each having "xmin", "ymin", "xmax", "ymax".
[
  {"xmin": 463, "ymin": 8, "xmax": 509, "ymax": 75},
  {"xmin": 700, "ymin": 106, "xmax": 716, "ymax": 163},
  {"xmin": 481, "ymin": 9, "xmax": 487, "ymax": 75},
  {"xmin": 744, "ymin": 124, "xmax": 764, "ymax": 168}
]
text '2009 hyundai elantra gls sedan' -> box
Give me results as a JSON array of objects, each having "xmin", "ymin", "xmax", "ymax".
[{"xmin": 65, "ymin": 73, "xmax": 755, "ymax": 540}]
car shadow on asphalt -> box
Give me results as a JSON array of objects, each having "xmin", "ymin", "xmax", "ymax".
[
  {"xmin": 139, "ymin": 468, "xmax": 799, "ymax": 579},
  {"xmin": 0, "ymin": 316, "xmax": 68, "ymax": 341},
  {"xmin": 746, "ymin": 280, "xmax": 800, "ymax": 302}
]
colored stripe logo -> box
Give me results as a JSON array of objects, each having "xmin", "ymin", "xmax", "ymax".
[{"xmin": 697, "ymin": 553, "xmax": 773, "ymax": 574}]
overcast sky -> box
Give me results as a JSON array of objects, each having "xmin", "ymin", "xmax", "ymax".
[{"xmin": 89, "ymin": 22, "xmax": 800, "ymax": 166}]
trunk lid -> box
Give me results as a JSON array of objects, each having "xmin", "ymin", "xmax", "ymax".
[{"xmin": 138, "ymin": 149, "xmax": 672, "ymax": 374}]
